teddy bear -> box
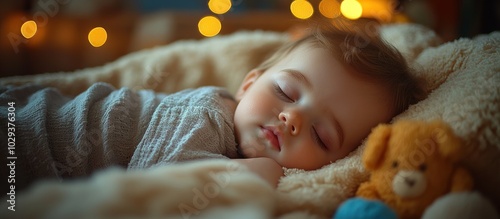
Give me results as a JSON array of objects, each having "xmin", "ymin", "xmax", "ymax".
[{"xmin": 354, "ymin": 120, "xmax": 474, "ymax": 219}]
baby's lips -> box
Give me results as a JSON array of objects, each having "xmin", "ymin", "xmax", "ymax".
[{"xmin": 262, "ymin": 125, "xmax": 283, "ymax": 151}]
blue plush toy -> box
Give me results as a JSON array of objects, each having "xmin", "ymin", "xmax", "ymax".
[{"xmin": 333, "ymin": 198, "xmax": 398, "ymax": 219}]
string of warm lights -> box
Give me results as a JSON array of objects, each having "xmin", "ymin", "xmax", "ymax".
[
  {"xmin": 197, "ymin": 0, "xmax": 391, "ymax": 37},
  {"xmin": 290, "ymin": 0, "xmax": 314, "ymax": 19},
  {"xmin": 319, "ymin": 0, "xmax": 341, "ymax": 18},
  {"xmin": 340, "ymin": 0, "xmax": 363, "ymax": 20},
  {"xmin": 18, "ymin": 0, "xmax": 394, "ymax": 44},
  {"xmin": 198, "ymin": 0, "xmax": 231, "ymax": 37},
  {"xmin": 289, "ymin": 0, "xmax": 371, "ymax": 21},
  {"xmin": 88, "ymin": 27, "xmax": 107, "ymax": 47},
  {"xmin": 20, "ymin": 20, "xmax": 37, "ymax": 39},
  {"xmin": 19, "ymin": 19, "xmax": 108, "ymax": 48}
]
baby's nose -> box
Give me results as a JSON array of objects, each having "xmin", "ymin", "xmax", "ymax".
[{"xmin": 279, "ymin": 111, "xmax": 302, "ymax": 136}]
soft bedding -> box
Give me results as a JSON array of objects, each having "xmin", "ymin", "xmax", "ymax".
[{"xmin": 0, "ymin": 24, "xmax": 499, "ymax": 219}]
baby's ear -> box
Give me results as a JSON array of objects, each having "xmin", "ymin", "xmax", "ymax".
[
  {"xmin": 235, "ymin": 69, "xmax": 263, "ymax": 101},
  {"xmin": 363, "ymin": 124, "xmax": 392, "ymax": 171}
]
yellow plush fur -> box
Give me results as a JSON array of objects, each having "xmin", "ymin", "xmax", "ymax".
[{"xmin": 357, "ymin": 120, "xmax": 474, "ymax": 219}]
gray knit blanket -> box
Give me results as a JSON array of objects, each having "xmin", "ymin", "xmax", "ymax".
[{"xmin": 0, "ymin": 83, "xmax": 239, "ymax": 194}]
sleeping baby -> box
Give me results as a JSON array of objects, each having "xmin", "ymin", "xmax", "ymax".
[{"xmin": 0, "ymin": 20, "xmax": 424, "ymax": 193}]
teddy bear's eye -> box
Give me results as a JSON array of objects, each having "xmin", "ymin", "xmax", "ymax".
[
  {"xmin": 391, "ymin": 161, "xmax": 398, "ymax": 168},
  {"xmin": 418, "ymin": 164, "xmax": 427, "ymax": 172}
]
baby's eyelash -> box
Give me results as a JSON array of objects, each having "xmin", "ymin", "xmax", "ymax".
[
  {"xmin": 312, "ymin": 127, "xmax": 328, "ymax": 150},
  {"xmin": 273, "ymin": 84, "xmax": 293, "ymax": 102}
]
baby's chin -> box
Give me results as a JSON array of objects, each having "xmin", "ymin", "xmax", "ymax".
[{"xmin": 236, "ymin": 144, "xmax": 265, "ymax": 159}]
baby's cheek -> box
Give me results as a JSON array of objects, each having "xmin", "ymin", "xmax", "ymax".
[{"xmin": 285, "ymin": 148, "xmax": 331, "ymax": 170}]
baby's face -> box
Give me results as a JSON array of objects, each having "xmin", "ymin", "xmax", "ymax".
[{"xmin": 234, "ymin": 44, "xmax": 393, "ymax": 170}]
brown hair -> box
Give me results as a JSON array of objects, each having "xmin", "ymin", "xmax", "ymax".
[{"xmin": 255, "ymin": 19, "xmax": 425, "ymax": 116}]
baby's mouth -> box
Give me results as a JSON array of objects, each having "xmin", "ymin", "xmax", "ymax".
[{"xmin": 261, "ymin": 126, "xmax": 281, "ymax": 151}]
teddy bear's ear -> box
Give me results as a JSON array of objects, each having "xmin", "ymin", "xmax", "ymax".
[
  {"xmin": 363, "ymin": 124, "xmax": 392, "ymax": 171},
  {"xmin": 430, "ymin": 120, "xmax": 465, "ymax": 163}
]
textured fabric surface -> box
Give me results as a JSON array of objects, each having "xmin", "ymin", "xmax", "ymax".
[
  {"xmin": 0, "ymin": 24, "xmax": 498, "ymax": 219},
  {"xmin": 0, "ymin": 84, "xmax": 239, "ymax": 195},
  {"xmin": 128, "ymin": 86, "xmax": 239, "ymax": 169},
  {"xmin": 1, "ymin": 160, "xmax": 276, "ymax": 219}
]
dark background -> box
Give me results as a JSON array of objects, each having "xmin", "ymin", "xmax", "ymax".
[{"xmin": 0, "ymin": 0, "xmax": 498, "ymax": 77}]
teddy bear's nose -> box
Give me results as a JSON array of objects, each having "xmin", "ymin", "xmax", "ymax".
[
  {"xmin": 404, "ymin": 177, "xmax": 415, "ymax": 187},
  {"xmin": 392, "ymin": 170, "xmax": 427, "ymax": 198}
]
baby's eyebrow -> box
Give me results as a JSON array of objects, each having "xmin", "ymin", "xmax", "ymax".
[{"xmin": 282, "ymin": 69, "xmax": 312, "ymax": 89}]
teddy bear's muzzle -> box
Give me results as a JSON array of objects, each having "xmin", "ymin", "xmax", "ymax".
[{"xmin": 392, "ymin": 170, "xmax": 427, "ymax": 198}]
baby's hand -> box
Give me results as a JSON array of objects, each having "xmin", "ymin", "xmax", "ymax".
[{"xmin": 233, "ymin": 158, "xmax": 284, "ymax": 187}]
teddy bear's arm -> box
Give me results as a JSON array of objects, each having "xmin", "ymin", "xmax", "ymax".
[
  {"xmin": 356, "ymin": 182, "xmax": 382, "ymax": 199},
  {"xmin": 450, "ymin": 167, "xmax": 474, "ymax": 192}
]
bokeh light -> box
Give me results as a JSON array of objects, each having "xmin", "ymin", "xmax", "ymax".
[
  {"xmin": 88, "ymin": 27, "xmax": 107, "ymax": 47},
  {"xmin": 20, "ymin": 20, "xmax": 37, "ymax": 39},
  {"xmin": 319, "ymin": 0, "xmax": 341, "ymax": 18},
  {"xmin": 208, "ymin": 0, "xmax": 232, "ymax": 14},
  {"xmin": 358, "ymin": 0, "xmax": 394, "ymax": 22},
  {"xmin": 290, "ymin": 0, "xmax": 314, "ymax": 20},
  {"xmin": 198, "ymin": 16, "xmax": 222, "ymax": 37},
  {"xmin": 340, "ymin": 0, "xmax": 363, "ymax": 20}
]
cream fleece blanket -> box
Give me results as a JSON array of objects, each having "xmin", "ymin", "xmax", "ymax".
[{"xmin": 0, "ymin": 24, "xmax": 499, "ymax": 218}]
